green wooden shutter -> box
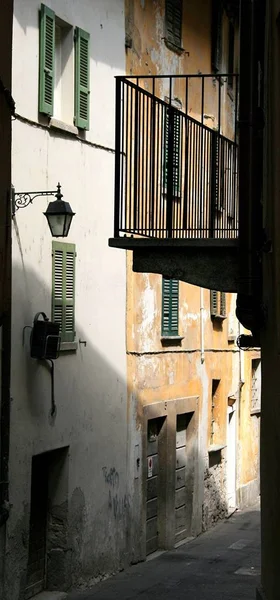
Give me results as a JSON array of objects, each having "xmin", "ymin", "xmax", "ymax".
[
  {"xmin": 211, "ymin": 130, "xmax": 220, "ymax": 208},
  {"xmin": 173, "ymin": 112, "xmax": 181, "ymax": 195},
  {"xmin": 211, "ymin": 290, "xmax": 226, "ymax": 318},
  {"xmin": 162, "ymin": 278, "xmax": 179, "ymax": 336},
  {"xmin": 74, "ymin": 27, "xmax": 90, "ymax": 129},
  {"xmin": 163, "ymin": 108, "xmax": 169, "ymax": 190},
  {"xmin": 52, "ymin": 242, "xmax": 76, "ymax": 343},
  {"xmin": 39, "ymin": 4, "xmax": 55, "ymax": 115},
  {"xmin": 163, "ymin": 108, "xmax": 181, "ymax": 194},
  {"xmin": 165, "ymin": 0, "xmax": 182, "ymax": 48},
  {"xmin": 227, "ymin": 21, "xmax": 235, "ymax": 86},
  {"xmin": 52, "ymin": 244, "xmax": 64, "ymax": 335},
  {"xmin": 211, "ymin": 0, "xmax": 223, "ymax": 73},
  {"xmin": 170, "ymin": 279, "xmax": 179, "ymax": 333},
  {"xmin": 210, "ymin": 290, "xmax": 218, "ymax": 317},
  {"xmin": 220, "ymin": 292, "xmax": 226, "ymax": 317},
  {"xmin": 162, "ymin": 277, "xmax": 171, "ymax": 334}
]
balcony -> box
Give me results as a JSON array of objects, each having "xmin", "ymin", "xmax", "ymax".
[{"xmin": 109, "ymin": 74, "xmax": 239, "ymax": 291}]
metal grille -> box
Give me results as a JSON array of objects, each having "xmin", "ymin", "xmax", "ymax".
[{"xmin": 114, "ymin": 74, "xmax": 239, "ymax": 240}]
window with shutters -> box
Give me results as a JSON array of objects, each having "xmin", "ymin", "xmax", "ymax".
[
  {"xmin": 211, "ymin": 0, "xmax": 223, "ymax": 73},
  {"xmin": 52, "ymin": 242, "xmax": 76, "ymax": 346},
  {"xmin": 210, "ymin": 290, "xmax": 226, "ymax": 319},
  {"xmin": 251, "ymin": 358, "xmax": 261, "ymax": 414},
  {"xmin": 39, "ymin": 5, "xmax": 90, "ymax": 130},
  {"xmin": 39, "ymin": 4, "xmax": 55, "ymax": 115},
  {"xmin": 163, "ymin": 106, "xmax": 182, "ymax": 197},
  {"xmin": 162, "ymin": 277, "xmax": 179, "ymax": 336},
  {"xmin": 165, "ymin": 0, "xmax": 183, "ymax": 50},
  {"xmin": 53, "ymin": 20, "xmax": 74, "ymax": 124},
  {"xmin": 227, "ymin": 21, "xmax": 235, "ymax": 87},
  {"xmin": 74, "ymin": 28, "xmax": 90, "ymax": 130}
]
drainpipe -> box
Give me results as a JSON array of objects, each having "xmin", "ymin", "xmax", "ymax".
[
  {"xmin": 200, "ymin": 287, "xmax": 205, "ymax": 364},
  {"xmin": 239, "ymin": 322, "xmax": 245, "ymax": 388},
  {"xmin": 237, "ymin": 317, "xmax": 245, "ymax": 509}
]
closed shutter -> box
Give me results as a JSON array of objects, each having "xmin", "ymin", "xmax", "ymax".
[
  {"xmin": 211, "ymin": 0, "xmax": 223, "ymax": 73},
  {"xmin": 227, "ymin": 21, "xmax": 235, "ymax": 86},
  {"xmin": 163, "ymin": 108, "xmax": 169, "ymax": 190},
  {"xmin": 162, "ymin": 278, "xmax": 179, "ymax": 336},
  {"xmin": 163, "ymin": 107, "xmax": 181, "ymax": 195},
  {"xmin": 162, "ymin": 277, "xmax": 171, "ymax": 334},
  {"xmin": 165, "ymin": 0, "xmax": 182, "ymax": 48},
  {"xmin": 211, "ymin": 130, "xmax": 220, "ymax": 208},
  {"xmin": 74, "ymin": 27, "xmax": 90, "ymax": 129},
  {"xmin": 39, "ymin": 4, "xmax": 55, "ymax": 115},
  {"xmin": 52, "ymin": 242, "xmax": 76, "ymax": 343},
  {"xmin": 170, "ymin": 279, "xmax": 179, "ymax": 332},
  {"xmin": 173, "ymin": 112, "xmax": 181, "ymax": 195},
  {"xmin": 220, "ymin": 292, "xmax": 226, "ymax": 317},
  {"xmin": 210, "ymin": 290, "xmax": 227, "ymax": 318},
  {"xmin": 210, "ymin": 290, "xmax": 218, "ymax": 317}
]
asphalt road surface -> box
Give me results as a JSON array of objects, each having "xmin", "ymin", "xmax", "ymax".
[{"xmin": 66, "ymin": 504, "xmax": 260, "ymax": 600}]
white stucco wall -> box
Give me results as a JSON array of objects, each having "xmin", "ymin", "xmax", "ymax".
[{"xmin": 6, "ymin": 2, "xmax": 129, "ymax": 598}]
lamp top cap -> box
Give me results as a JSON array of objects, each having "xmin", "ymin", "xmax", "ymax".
[
  {"xmin": 56, "ymin": 182, "xmax": 62, "ymax": 200},
  {"xmin": 44, "ymin": 199, "xmax": 75, "ymax": 216}
]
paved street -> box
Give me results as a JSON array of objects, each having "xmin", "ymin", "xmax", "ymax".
[{"xmin": 66, "ymin": 504, "xmax": 260, "ymax": 600}]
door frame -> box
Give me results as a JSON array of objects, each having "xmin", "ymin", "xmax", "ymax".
[{"xmin": 141, "ymin": 396, "xmax": 199, "ymax": 557}]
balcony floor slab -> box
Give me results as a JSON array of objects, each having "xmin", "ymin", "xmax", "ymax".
[{"xmin": 109, "ymin": 237, "xmax": 239, "ymax": 292}]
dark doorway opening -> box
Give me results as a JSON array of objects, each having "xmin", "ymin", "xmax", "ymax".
[
  {"xmin": 25, "ymin": 454, "xmax": 49, "ymax": 599},
  {"xmin": 24, "ymin": 447, "xmax": 69, "ymax": 599}
]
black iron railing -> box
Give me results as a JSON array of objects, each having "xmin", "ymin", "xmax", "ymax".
[{"xmin": 114, "ymin": 74, "xmax": 239, "ymax": 240}]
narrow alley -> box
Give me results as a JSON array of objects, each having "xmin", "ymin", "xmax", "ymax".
[
  {"xmin": 65, "ymin": 505, "xmax": 260, "ymax": 600},
  {"xmin": 0, "ymin": 1, "xmax": 268, "ymax": 599}
]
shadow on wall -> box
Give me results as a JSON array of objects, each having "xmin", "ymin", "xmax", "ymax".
[
  {"xmin": 5, "ymin": 260, "xmax": 229, "ymax": 599},
  {"xmin": 7, "ymin": 260, "xmax": 131, "ymax": 600}
]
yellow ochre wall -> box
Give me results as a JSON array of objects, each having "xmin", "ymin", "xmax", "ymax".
[{"xmin": 125, "ymin": 0, "xmax": 260, "ymax": 531}]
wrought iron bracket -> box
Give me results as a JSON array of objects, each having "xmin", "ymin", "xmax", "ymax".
[{"xmin": 11, "ymin": 183, "xmax": 62, "ymax": 217}]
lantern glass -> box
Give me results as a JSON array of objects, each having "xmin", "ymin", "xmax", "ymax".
[{"xmin": 44, "ymin": 199, "xmax": 75, "ymax": 238}]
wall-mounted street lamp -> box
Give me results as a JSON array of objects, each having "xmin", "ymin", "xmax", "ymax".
[{"xmin": 12, "ymin": 182, "xmax": 75, "ymax": 238}]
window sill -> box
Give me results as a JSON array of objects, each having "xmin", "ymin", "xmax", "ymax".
[
  {"xmin": 250, "ymin": 408, "xmax": 261, "ymax": 416},
  {"xmin": 49, "ymin": 117, "xmax": 79, "ymax": 137},
  {"xmin": 59, "ymin": 340, "xmax": 78, "ymax": 352},
  {"xmin": 211, "ymin": 314, "xmax": 227, "ymax": 321},
  {"xmin": 208, "ymin": 444, "xmax": 226, "ymax": 453},
  {"xmin": 161, "ymin": 335, "xmax": 184, "ymax": 347},
  {"xmin": 163, "ymin": 37, "xmax": 185, "ymax": 56},
  {"xmin": 162, "ymin": 190, "xmax": 181, "ymax": 201}
]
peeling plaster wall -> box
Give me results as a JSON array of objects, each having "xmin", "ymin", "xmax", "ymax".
[
  {"xmin": 237, "ymin": 346, "xmax": 261, "ymax": 507},
  {"xmin": 125, "ymin": 0, "xmax": 260, "ymax": 542},
  {"xmin": 127, "ymin": 253, "xmax": 240, "ymax": 534},
  {"xmin": 127, "ymin": 261, "xmax": 260, "ymax": 534},
  {"xmin": 6, "ymin": 2, "xmax": 129, "ymax": 599},
  {"xmin": 203, "ymin": 450, "xmax": 227, "ymax": 530}
]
